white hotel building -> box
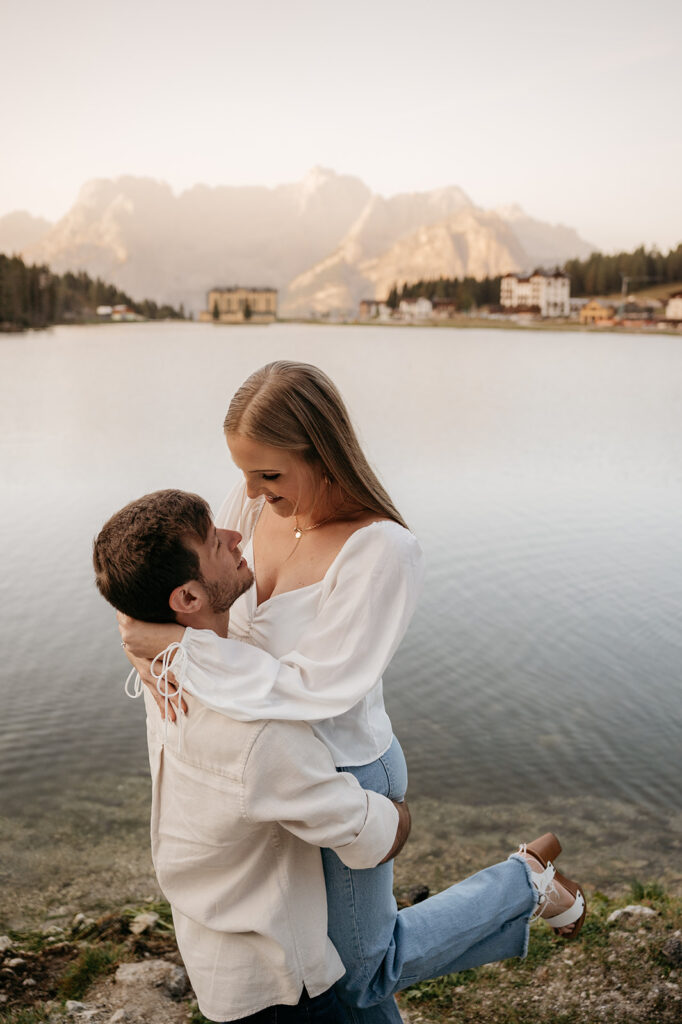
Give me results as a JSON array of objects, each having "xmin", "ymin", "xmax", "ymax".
[{"xmin": 500, "ymin": 270, "xmax": 571, "ymax": 317}]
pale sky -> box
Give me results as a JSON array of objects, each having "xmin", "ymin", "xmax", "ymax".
[{"xmin": 2, "ymin": 0, "xmax": 680, "ymax": 252}]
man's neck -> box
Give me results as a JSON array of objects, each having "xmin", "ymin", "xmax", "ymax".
[{"xmin": 176, "ymin": 611, "xmax": 229, "ymax": 638}]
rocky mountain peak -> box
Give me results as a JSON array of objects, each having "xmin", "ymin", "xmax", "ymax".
[{"xmin": 5, "ymin": 169, "xmax": 595, "ymax": 316}]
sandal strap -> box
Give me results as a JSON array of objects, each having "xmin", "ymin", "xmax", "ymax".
[{"xmin": 545, "ymin": 891, "xmax": 585, "ymax": 929}]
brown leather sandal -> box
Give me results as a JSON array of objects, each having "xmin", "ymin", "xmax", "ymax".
[{"xmin": 519, "ymin": 832, "xmax": 587, "ymax": 940}]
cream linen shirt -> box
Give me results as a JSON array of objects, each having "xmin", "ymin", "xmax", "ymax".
[
  {"xmin": 176, "ymin": 482, "xmax": 424, "ymax": 766},
  {"xmin": 144, "ymin": 688, "xmax": 399, "ymax": 1022}
]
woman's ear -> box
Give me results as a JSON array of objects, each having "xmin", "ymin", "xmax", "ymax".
[{"xmin": 169, "ymin": 580, "xmax": 204, "ymax": 616}]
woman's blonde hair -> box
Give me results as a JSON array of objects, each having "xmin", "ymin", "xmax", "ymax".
[{"xmin": 224, "ymin": 361, "xmax": 407, "ymax": 528}]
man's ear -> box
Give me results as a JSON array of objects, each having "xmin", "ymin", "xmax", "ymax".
[{"xmin": 169, "ymin": 580, "xmax": 205, "ymax": 616}]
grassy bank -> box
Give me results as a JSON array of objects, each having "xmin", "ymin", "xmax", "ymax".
[{"xmin": 1, "ymin": 884, "xmax": 680, "ymax": 1024}]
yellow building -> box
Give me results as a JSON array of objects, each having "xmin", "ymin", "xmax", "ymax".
[
  {"xmin": 580, "ymin": 299, "xmax": 615, "ymax": 326},
  {"xmin": 200, "ymin": 287, "xmax": 277, "ymax": 324}
]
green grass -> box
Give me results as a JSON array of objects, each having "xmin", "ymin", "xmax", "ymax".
[
  {"xmin": 401, "ymin": 966, "xmax": 490, "ymax": 1010},
  {"xmin": 629, "ymin": 879, "xmax": 668, "ymax": 906},
  {"xmin": 5, "ymin": 932, "xmax": 53, "ymax": 955},
  {"xmin": 57, "ymin": 943, "xmax": 121, "ymax": 1000},
  {"xmin": 188, "ymin": 1002, "xmax": 214, "ymax": 1024},
  {"xmin": 0, "ymin": 1008, "xmax": 52, "ymax": 1024}
]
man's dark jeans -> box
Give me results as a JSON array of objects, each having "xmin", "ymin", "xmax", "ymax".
[{"xmin": 222, "ymin": 986, "xmax": 346, "ymax": 1023}]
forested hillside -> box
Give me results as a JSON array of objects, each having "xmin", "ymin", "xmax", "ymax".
[
  {"xmin": 390, "ymin": 244, "xmax": 682, "ymax": 310},
  {"xmin": 0, "ymin": 254, "xmax": 183, "ymax": 330}
]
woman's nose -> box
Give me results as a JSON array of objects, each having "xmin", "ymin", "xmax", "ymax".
[{"xmin": 244, "ymin": 479, "xmax": 262, "ymax": 499}]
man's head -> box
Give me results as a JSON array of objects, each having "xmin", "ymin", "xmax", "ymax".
[{"xmin": 93, "ymin": 489, "xmax": 253, "ymax": 627}]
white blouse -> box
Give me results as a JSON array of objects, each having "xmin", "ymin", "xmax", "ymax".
[{"xmin": 176, "ymin": 482, "xmax": 424, "ymax": 766}]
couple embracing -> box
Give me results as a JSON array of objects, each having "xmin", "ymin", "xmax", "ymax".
[{"xmin": 94, "ymin": 361, "xmax": 586, "ymax": 1024}]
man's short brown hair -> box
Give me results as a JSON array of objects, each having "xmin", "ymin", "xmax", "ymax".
[{"xmin": 93, "ymin": 489, "xmax": 212, "ymax": 622}]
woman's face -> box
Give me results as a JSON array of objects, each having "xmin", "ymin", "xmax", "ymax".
[{"xmin": 227, "ymin": 433, "xmax": 320, "ymax": 520}]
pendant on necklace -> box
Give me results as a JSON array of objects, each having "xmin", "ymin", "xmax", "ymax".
[{"xmin": 294, "ymin": 526, "xmax": 303, "ymax": 540}]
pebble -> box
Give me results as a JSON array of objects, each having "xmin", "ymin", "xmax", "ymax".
[
  {"xmin": 607, "ymin": 904, "xmax": 658, "ymax": 923},
  {"xmin": 23, "ymin": 977, "xmax": 37, "ymax": 987},
  {"xmin": 46, "ymin": 905, "xmax": 69, "ymax": 919},
  {"xmin": 42, "ymin": 923, "xmax": 66, "ymax": 936},
  {"xmin": 0, "ymin": 937, "xmax": 11, "ymax": 954},
  {"xmin": 166, "ymin": 964, "xmax": 189, "ymax": 998},
  {"xmin": 115, "ymin": 958, "xmax": 189, "ymax": 997},
  {"xmin": 661, "ymin": 931, "xmax": 682, "ymax": 967},
  {"xmin": 7, "ymin": 958, "xmax": 26, "ymax": 967},
  {"xmin": 109, "ymin": 1011, "xmax": 128, "ymax": 1023},
  {"xmin": 129, "ymin": 911, "xmax": 160, "ymax": 935}
]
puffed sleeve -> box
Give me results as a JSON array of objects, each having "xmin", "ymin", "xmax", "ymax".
[
  {"xmin": 175, "ymin": 522, "xmax": 424, "ymax": 722},
  {"xmin": 243, "ymin": 721, "xmax": 399, "ymax": 868}
]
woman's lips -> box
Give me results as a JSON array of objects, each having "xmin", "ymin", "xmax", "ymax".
[{"xmin": 264, "ymin": 494, "xmax": 282, "ymax": 503}]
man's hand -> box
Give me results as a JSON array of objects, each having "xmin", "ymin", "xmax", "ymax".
[{"xmin": 380, "ymin": 800, "xmax": 411, "ymax": 863}]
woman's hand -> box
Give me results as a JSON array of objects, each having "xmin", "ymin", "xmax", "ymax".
[
  {"xmin": 118, "ymin": 614, "xmax": 188, "ymax": 721},
  {"xmin": 122, "ymin": 646, "xmax": 188, "ymax": 722},
  {"xmin": 117, "ymin": 612, "xmax": 184, "ymax": 659}
]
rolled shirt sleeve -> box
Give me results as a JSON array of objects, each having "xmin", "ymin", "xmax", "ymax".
[
  {"xmin": 243, "ymin": 721, "xmax": 399, "ymax": 869},
  {"xmin": 177, "ymin": 521, "xmax": 423, "ymax": 723}
]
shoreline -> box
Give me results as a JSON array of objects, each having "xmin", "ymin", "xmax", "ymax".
[
  {"xmin": 3, "ymin": 317, "xmax": 682, "ymax": 337},
  {"xmin": 3, "ymin": 782, "xmax": 681, "ymax": 935},
  {"xmin": 290, "ymin": 316, "xmax": 682, "ymax": 336}
]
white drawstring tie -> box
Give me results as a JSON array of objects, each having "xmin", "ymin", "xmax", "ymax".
[
  {"xmin": 123, "ymin": 641, "xmax": 188, "ymax": 750},
  {"xmin": 124, "ymin": 666, "xmax": 143, "ymax": 699}
]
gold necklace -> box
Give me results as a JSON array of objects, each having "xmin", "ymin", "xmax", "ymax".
[{"xmin": 293, "ymin": 514, "xmax": 336, "ymax": 540}]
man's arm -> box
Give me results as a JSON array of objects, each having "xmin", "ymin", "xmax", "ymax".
[
  {"xmin": 380, "ymin": 800, "xmax": 411, "ymax": 863},
  {"xmin": 243, "ymin": 720, "xmax": 407, "ymax": 869}
]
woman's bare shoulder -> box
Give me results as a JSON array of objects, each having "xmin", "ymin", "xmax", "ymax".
[{"xmin": 339, "ymin": 516, "xmax": 421, "ymax": 560}]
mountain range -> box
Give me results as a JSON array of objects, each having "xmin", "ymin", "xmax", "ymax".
[{"xmin": 0, "ymin": 168, "xmax": 596, "ymax": 316}]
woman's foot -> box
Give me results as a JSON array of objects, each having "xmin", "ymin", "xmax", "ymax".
[{"xmin": 517, "ymin": 833, "xmax": 587, "ymax": 939}]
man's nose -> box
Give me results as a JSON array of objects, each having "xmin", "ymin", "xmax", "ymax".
[{"xmin": 218, "ymin": 528, "xmax": 242, "ymax": 550}]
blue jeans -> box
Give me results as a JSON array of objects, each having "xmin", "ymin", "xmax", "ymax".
[{"xmin": 322, "ymin": 736, "xmax": 536, "ymax": 1024}]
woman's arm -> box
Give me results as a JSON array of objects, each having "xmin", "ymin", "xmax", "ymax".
[
  {"xmin": 118, "ymin": 613, "xmax": 184, "ymax": 659},
  {"xmin": 118, "ymin": 614, "xmax": 187, "ymax": 720},
  {"xmin": 177, "ymin": 523, "xmax": 423, "ymax": 722}
]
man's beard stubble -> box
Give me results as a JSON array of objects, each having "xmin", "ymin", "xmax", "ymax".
[{"xmin": 201, "ymin": 566, "xmax": 255, "ymax": 615}]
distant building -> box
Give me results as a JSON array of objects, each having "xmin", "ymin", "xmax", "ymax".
[
  {"xmin": 614, "ymin": 299, "xmax": 657, "ymax": 328},
  {"xmin": 500, "ymin": 270, "xmax": 570, "ymax": 317},
  {"xmin": 200, "ymin": 287, "xmax": 277, "ymax": 324},
  {"xmin": 580, "ymin": 299, "xmax": 615, "ymax": 326},
  {"xmin": 96, "ymin": 305, "xmax": 113, "ymax": 317},
  {"xmin": 358, "ymin": 299, "xmax": 379, "ymax": 319},
  {"xmin": 111, "ymin": 305, "xmax": 143, "ymax": 322},
  {"xmin": 398, "ymin": 297, "xmax": 433, "ymax": 320},
  {"xmin": 665, "ymin": 292, "xmax": 682, "ymax": 320},
  {"xmin": 432, "ymin": 298, "xmax": 458, "ymax": 318}
]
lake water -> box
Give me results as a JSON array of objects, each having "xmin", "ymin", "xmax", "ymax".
[{"xmin": 1, "ymin": 321, "xmax": 681, "ymax": 916}]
